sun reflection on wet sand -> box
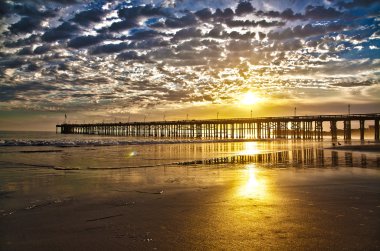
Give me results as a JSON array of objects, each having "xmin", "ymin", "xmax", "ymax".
[{"xmin": 238, "ymin": 164, "xmax": 268, "ymax": 199}]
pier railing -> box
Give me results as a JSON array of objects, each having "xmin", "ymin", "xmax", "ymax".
[{"xmin": 56, "ymin": 113, "xmax": 380, "ymax": 141}]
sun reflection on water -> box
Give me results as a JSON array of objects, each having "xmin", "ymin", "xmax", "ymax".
[
  {"xmin": 239, "ymin": 164, "xmax": 267, "ymax": 199},
  {"xmin": 238, "ymin": 142, "xmax": 261, "ymax": 155}
]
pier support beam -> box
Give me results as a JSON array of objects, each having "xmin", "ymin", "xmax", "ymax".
[
  {"xmin": 330, "ymin": 120, "xmax": 337, "ymax": 140},
  {"xmin": 359, "ymin": 120, "xmax": 365, "ymax": 141},
  {"xmin": 343, "ymin": 120, "xmax": 351, "ymax": 140}
]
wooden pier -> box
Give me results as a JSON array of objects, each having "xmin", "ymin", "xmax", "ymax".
[{"xmin": 56, "ymin": 113, "xmax": 380, "ymax": 141}]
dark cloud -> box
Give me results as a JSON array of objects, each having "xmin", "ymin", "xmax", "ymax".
[
  {"xmin": 278, "ymin": 39, "xmax": 303, "ymax": 51},
  {"xmin": 235, "ymin": 1, "xmax": 255, "ymax": 16},
  {"xmin": 128, "ymin": 29, "xmax": 161, "ymax": 40},
  {"xmin": 195, "ymin": 8, "xmax": 213, "ymax": 20},
  {"xmin": 258, "ymin": 32, "xmax": 266, "ymax": 40},
  {"xmin": 117, "ymin": 51, "xmax": 147, "ymax": 61},
  {"xmin": 176, "ymin": 39, "xmax": 203, "ymax": 51},
  {"xmin": 227, "ymin": 40, "xmax": 252, "ymax": 51},
  {"xmin": 71, "ymin": 9, "xmax": 104, "ymax": 26},
  {"xmin": 332, "ymin": 79, "xmax": 378, "ymax": 87},
  {"xmin": 165, "ymin": 13, "xmax": 198, "ymax": 28},
  {"xmin": 108, "ymin": 19, "xmax": 137, "ymax": 32},
  {"xmin": 225, "ymin": 19, "xmax": 284, "ymax": 27},
  {"xmin": 0, "ymin": 1, "xmax": 11, "ymax": 16},
  {"xmin": 207, "ymin": 25, "xmax": 225, "ymax": 38},
  {"xmin": 172, "ymin": 27, "xmax": 202, "ymax": 40},
  {"xmin": 148, "ymin": 48, "xmax": 175, "ymax": 60},
  {"xmin": 17, "ymin": 47, "xmax": 33, "ymax": 55},
  {"xmin": 3, "ymin": 35, "xmax": 38, "ymax": 48},
  {"xmin": 228, "ymin": 31, "xmax": 256, "ymax": 39},
  {"xmin": 118, "ymin": 5, "xmax": 163, "ymax": 19},
  {"xmin": 33, "ymin": 45, "xmax": 50, "ymax": 54},
  {"xmin": 280, "ymin": 8, "xmax": 303, "ymax": 20},
  {"xmin": 257, "ymin": 5, "xmax": 341, "ymax": 21},
  {"xmin": 13, "ymin": 3, "xmax": 55, "ymax": 19},
  {"xmin": 26, "ymin": 63, "xmax": 40, "ymax": 72},
  {"xmin": 0, "ymin": 59, "xmax": 25, "ymax": 69},
  {"xmin": 132, "ymin": 38, "xmax": 169, "ymax": 49},
  {"xmin": 213, "ymin": 8, "xmax": 234, "ymax": 20},
  {"xmin": 67, "ymin": 35, "xmax": 104, "ymax": 48},
  {"xmin": 90, "ymin": 42, "xmax": 130, "ymax": 55},
  {"xmin": 0, "ymin": 81, "xmax": 59, "ymax": 102},
  {"xmin": 9, "ymin": 17, "xmax": 41, "ymax": 34},
  {"xmin": 41, "ymin": 22, "xmax": 80, "ymax": 42},
  {"xmin": 304, "ymin": 5, "xmax": 342, "ymax": 20},
  {"xmin": 268, "ymin": 23, "xmax": 345, "ymax": 40}
]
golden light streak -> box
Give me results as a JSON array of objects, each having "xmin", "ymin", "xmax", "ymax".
[{"xmin": 238, "ymin": 164, "xmax": 267, "ymax": 199}]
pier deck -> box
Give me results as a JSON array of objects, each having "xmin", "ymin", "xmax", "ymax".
[{"xmin": 56, "ymin": 113, "xmax": 380, "ymax": 141}]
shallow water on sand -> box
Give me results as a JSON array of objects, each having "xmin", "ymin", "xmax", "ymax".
[{"xmin": 0, "ymin": 132, "xmax": 380, "ymax": 250}]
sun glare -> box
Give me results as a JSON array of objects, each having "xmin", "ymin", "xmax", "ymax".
[
  {"xmin": 241, "ymin": 92, "xmax": 263, "ymax": 105},
  {"xmin": 239, "ymin": 164, "xmax": 267, "ymax": 199}
]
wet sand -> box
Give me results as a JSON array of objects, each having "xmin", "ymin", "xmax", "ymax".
[{"xmin": 1, "ymin": 165, "xmax": 380, "ymax": 250}]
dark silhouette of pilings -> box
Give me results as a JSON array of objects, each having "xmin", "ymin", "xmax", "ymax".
[
  {"xmin": 182, "ymin": 149, "xmax": 380, "ymax": 168},
  {"xmin": 57, "ymin": 113, "xmax": 380, "ymax": 141}
]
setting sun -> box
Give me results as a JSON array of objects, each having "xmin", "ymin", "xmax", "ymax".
[{"xmin": 241, "ymin": 92, "xmax": 264, "ymax": 105}]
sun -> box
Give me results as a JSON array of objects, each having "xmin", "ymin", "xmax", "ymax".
[{"xmin": 241, "ymin": 92, "xmax": 263, "ymax": 105}]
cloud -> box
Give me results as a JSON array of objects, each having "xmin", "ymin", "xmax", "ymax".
[
  {"xmin": 33, "ymin": 45, "xmax": 50, "ymax": 54},
  {"xmin": 304, "ymin": 5, "xmax": 342, "ymax": 20},
  {"xmin": 0, "ymin": 81, "xmax": 59, "ymax": 102},
  {"xmin": 3, "ymin": 35, "xmax": 38, "ymax": 48},
  {"xmin": 268, "ymin": 22, "xmax": 346, "ymax": 40},
  {"xmin": 165, "ymin": 13, "xmax": 198, "ymax": 28},
  {"xmin": 235, "ymin": 1, "xmax": 255, "ymax": 16},
  {"xmin": 108, "ymin": 19, "xmax": 137, "ymax": 32},
  {"xmin": 9, "ymin": 17, "xmax": 41, "ymax": 34},
  {"xmin": 225, "ymin": 19, "xmax": 284, "ymax": 27},
  {"xmin": 117, "ymin": 51, "xmax": 147, "ymax": 61},
  {"xmin": 195, "ymin": 8, "xmax": 213, "ymax": 20},
  {"xmin": 90, "ymin": 42, "xmax": 130, "ymax": 55},
  {"xmin": 128, "ymin": 29, "xmax": 161, "ymax": 40},
  {"xmin": 132, "ymin": 38, "xmax": 170, "ymax": 49},
  {"xmin": 0, "ymin": 1, "xmax": 11, "ymax": 16},
  {"xmin": 17, "ymin": 47, "xmax": 33, "ymax": 55},
  {"xmin": 227, "ymin": 40, "xmax": 252, "ymax": 51},
  {"xmin": 13, "ymin": 2, "xmax": 55, "ymax": 18},
  {"xmin": 257, "ymin": 5, "xmax": 342, "ymax": 21},
  {"xmin": 41, "ymin": 22, "xmax": 80, "ymax": 42},
  {"xmin": 118, "ymin": 5, "xmax": 163, "ymax": 19},
  {"xmin": 0, "ymin": 0, "xmax": 379, "ymax": 116},
  {"xmin": 172, "ymin": 27, "xmax": 202, "ymax": 40},
  {"xmin": 67, "ymin": 35, "xmax": 104, "ymax": 48},
  {"xmin": 0, "ymin": 59, "xmax": 25, "ymax": 69},
  {"xmin": 71, "ymin": 9, "xmax": 104, "ymax": 26}
]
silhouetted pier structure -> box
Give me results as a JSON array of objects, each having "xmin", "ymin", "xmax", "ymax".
[{"xmin": 56, "ymin": 113, "xmax": 380, "ymax": 141}]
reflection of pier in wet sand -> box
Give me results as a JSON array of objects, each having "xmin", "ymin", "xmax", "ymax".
[
  {"xmin": 179, "ymin": 148, "xmax": 380, "ymax": 169},
  {"xmin": 57, "ymin": 113, "xmax": 380, "ymax": 141}
]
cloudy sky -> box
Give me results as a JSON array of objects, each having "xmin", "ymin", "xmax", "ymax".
[{"xmin": 0, "ymin": 0, "xmax": 379, "ymax": 130}]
